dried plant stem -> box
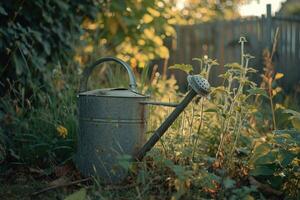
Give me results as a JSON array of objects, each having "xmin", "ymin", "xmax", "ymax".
[
  {"xmin": 216, "ymin": 46, "xmax": 253, "ymax": 161},
  {"xmin": 216, "ymin": 78, "xmax": 233, "ymax": 158},
  {"xmin": 269, "ymin": 85, "xmax": 277, "ymax": 130},
  {"xmin": 192, "ymin": 99, "xmax": 204, "ymax": 159},
  {"xmin": 188, "ymin": 104, "xmax": 195, "ymax": 146},
  {"xmin": 31, "ymin": 177, "xmax": 92, "ymax": 196},
  {"xmin": 227, "ymin": 56, "xmax": 251, "ymax": 160},
  {"xmin": 241, "ymin": 41, "xmax": 244, "ymax": 67},
  {"xmin": 269, "ymin": 28, "xmax": 280, "ymax": 130},
  {"xmin": 255, "ymin": 27, "xmax": 280, "ymax": 129},
  {"xmin": 216, "ymin": 118, "xmax": 227, "ymax": 158},
  {"xmin": 162, "ymin": 58, "xmax": 169, "ymax": 79},
  {"xmin": 229, "ymin": 113, "xmax": 245, "ymax": 163},
  {"xmin": 270, "ymin": 28, "xmax": 280, "ymax": 60}
]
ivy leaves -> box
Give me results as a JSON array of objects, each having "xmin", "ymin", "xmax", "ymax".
[
  {"xmin": 0, "ymin": 5, "xmax": 7, "ymax": 16},
  {"xmin": 0, "ymin": 0, "xmax": 97, "ymax": 94}
]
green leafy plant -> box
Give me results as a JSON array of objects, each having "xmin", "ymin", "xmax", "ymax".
[
  {"xmin": 249, "ymin": 109, "xmax": 300, "ymax": 198},
  {"xmin": 0, "ymin": 78, "xmax": 78, "ymax": 167}
]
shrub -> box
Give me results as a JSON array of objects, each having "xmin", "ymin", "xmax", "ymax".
[{"xmin": 0, "ymin": 0, "xmax": 97, "ymax": 96}]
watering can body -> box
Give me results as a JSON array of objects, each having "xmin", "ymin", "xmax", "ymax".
[
  {"xmin": 76, "ymin": 89, "xmax": 148, "ymax": 183},
  {"xmin": 76, "ymin": 57, "xmax": 148, "ymax": 183}
]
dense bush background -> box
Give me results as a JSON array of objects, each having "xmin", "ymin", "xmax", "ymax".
[{"xmin": 0, "ymin": 0, "xmax": 99, "ymax": 96}]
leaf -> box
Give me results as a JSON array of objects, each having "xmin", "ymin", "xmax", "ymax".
[
  {"xmin": 12, "ymin": 51, "xmax": 24, "ymax": 75},
  {"xmin": 273, "ymin": 130, "xmax": 300, "ymax": 144},
  {"xmin": 0, "ymin": 110, "xmax": 4, "ymax": 121},
  {"xmin": 277, "ymin": 149, "xmax": 296, "ymax": 167},
  {"xmin": 224, "ymin": 62, "xmax": 242, "ymax": 69},
  {"xmin": 117, "ymin": 154, "xmax": 132, "ymax": 170},
  {"xmin": 204, "ymin": 108, "xmax": 219, "ymax": 113},
  {"xmin": 199, "ymin": 170, "xmax": 221, "ymax": 190},
  {"xmin": 192, "ymin": 58, "xmax": 202, "ymax": 62},
  {"xmin": 254, "ymin": 151, "xmax": 276, "ymax": 165},
  {"xmin": 274, "ymin": 73, "xmax": 284, "ymax": 80},
  {"xmin": 53, "ymin": 0, "xmax": 69, "ymax": 10},
  {"xmin": 53, "ymin": 146, "xmax": 73, "ymax": 151},
  {"xmin": 169, "ymin": 64, "xmax": 193, "ymax": 74},
  {"xmin": 42, "ymin": 41, "xmax": 51, "ymax": 55},
  {"xmin": 108, "ymin": 17, "xmax": 118, "ymax": 35},
  {"xmin": 49, "ymin": 176, "xmax": 69, "ymax": 187},
  {"xmin": 0, "ymin": 142, "xmax": 5, "ymax": 163},
  {"xmin": 250, "ymin": 165, "xmax": 275, "ymax": 176},
  {"xmin": 142, "ymin": 14, "xmax": 153, "ymax": 23},
  {"xmin": 282, "ymin": 109, "xmax": 300, "ymax": 131},
  {"xmin": 253, "ymin": 143, "xmax": 271, "ymax": 155},
  {"xmin": 268, "ymin": 176, "xmax": 283, "ymax": 189},
  {"xmin": 212, "ymin": 86, "xmax": 228, "ymax": 94},
  {"xmin": 64, "ymin": 188, "xmax": 87, "ymax": 200},
  {"xmin": 247, "ymin": 67, "xmax": 257, "ymax": 73},
  {"xmin": 0, "ymin": 6, "xmax": 7, "ymax": 15},
  {"xmin": 158, "ymin": 46, "xmax": 169, "ymax": 59},
  {"xmin": 250, "ymin": 143, "xmax": 271, "ymax": 164},
  {"xmin": 209, "ymin": 59, "xmax": 219, "ymax": 66},
  {"xmin": 173, "ymin": 165, "xmax": 185, "ymax": 179},
  {"xmin": 247, "ymin": 88, "xmax": 268, "ymax": 98},
  {"xmin": 283, "ymin": 109, "xmax": 300, "ymax": 117},
  {"xmin": 292, "ymin": 118, "xmax": 300, "ymax": 131},
  {"xmin": 147, "ymin": 7, "xmax": 160, "ymax": 17},
  {"xmin": 223, "ymin": 177, "xmax": 236, "ymax": 189}
]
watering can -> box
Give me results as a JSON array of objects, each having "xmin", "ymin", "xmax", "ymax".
[{"xmin": 75, "ymin": 57, "xmax": 210, "ymax": 183}]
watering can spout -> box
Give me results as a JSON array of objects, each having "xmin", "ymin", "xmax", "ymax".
[{"xmin": 135, "ymin": 75, "xmax": 211, "ymax": 161}]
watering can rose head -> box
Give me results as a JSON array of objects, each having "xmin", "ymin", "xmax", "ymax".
[{"xmin": 187, "ymin": 75, "xmax": 211, "ymax": 96}]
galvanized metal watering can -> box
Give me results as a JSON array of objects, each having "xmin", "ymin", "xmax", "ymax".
[{"xmin": 75, "ymin": 57, "xmax": 211, "ymax": 183}]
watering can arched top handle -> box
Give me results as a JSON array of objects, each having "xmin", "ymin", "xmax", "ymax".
[{"xmin": 79, "ymin": 57, "xmax": 138, "ymax": 92}]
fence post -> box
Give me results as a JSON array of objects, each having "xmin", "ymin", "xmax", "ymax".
[{"xmin": 266, "ymin": 4, "xmax": 272, "ymax": 48}]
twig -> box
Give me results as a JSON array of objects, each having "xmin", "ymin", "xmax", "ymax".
[
  {"xmin": 162, "ymin": 58, "xmax": 169, "ymax": 79},
  {"xmin": 192, "ymin": 98, "xmax": 204, "ymax": 160},
  {"xmin": 31, "ymin": 177, "xmax": 92, "ymax": 196},
  {"xmin": 104, "ymin": 183, "xmax": 138, "ymax": 190}
]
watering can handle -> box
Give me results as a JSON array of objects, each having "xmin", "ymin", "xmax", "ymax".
[{"xmin": 79, "ymin": 57, "xmax": 138, "ymax": 92}]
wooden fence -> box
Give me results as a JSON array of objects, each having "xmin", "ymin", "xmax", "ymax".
[{"xmin": 162, "ymin": 4, "xmax": 300, "ymax": 91}]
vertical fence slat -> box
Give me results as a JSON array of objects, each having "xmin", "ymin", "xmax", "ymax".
[
  {"xmin": 266, "ymin": 4, "xmax": 272, "ymax": 48},
  {"xmin": 290, "ymin": 22, "xmax": 293, "ymax": 63},
  {"xmin": 296, "ymin": 23, "xmax": 300, "ymax": 62}
]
